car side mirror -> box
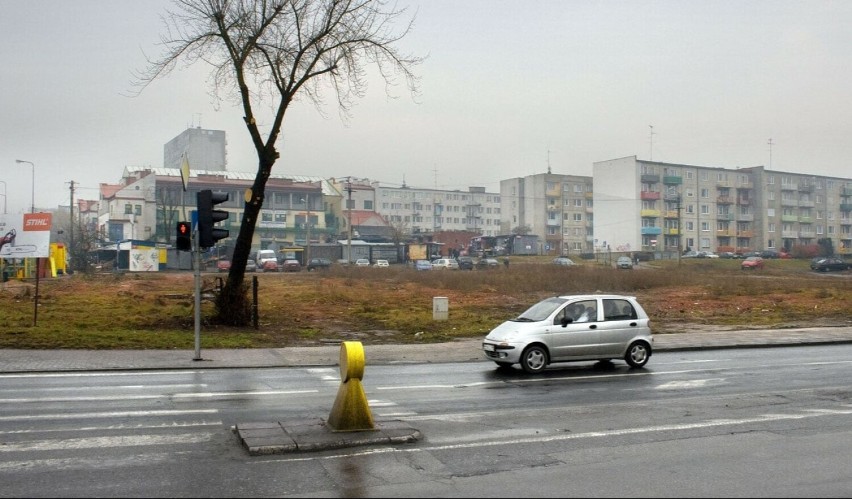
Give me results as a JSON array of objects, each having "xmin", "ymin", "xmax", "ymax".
[{"xmin": 560, "ymin": 317, "xmax": 572, "ymax": 327}]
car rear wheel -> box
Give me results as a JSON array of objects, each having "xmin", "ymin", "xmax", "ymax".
[
  {"xmin": 520, "ymin": 345, "xmax": 548, "ymax": 374},
  {"xmin": 624, "ymin": 341, "xmax": 650, "ymax": 368}
]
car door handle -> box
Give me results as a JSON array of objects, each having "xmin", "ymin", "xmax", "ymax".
[
  {"xmin": 588, "ymin": 324, "xmax": 597, "ymax": 329},
  {"xmin": 630, "ymin": 322, "xmax": 637, "ymax": 326}
]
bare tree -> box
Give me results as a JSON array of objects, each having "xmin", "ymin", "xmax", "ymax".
[{"xmin": 137, "ymin": 0, "xmax": 422, "ymax": 325}]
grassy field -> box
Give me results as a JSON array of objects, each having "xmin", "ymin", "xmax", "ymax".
[{"xmin": 1, "ymin": 256, "xmax": 850, "ymax": 349}]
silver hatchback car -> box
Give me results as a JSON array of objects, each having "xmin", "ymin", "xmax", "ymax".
[{"xmin": 482, "ymin": 294, "xmax": 653, "ymax": 373}]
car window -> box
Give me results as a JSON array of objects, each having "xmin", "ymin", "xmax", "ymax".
[
  {"xmin": 559, "ymin": 299, "xmax": 597, "ymax": 324},
  {"xmin": 603, "ymin": 299, "xmax": 636, "ymax": 320}
]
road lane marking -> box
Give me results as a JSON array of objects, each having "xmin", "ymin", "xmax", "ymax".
[
  {"xmin": 0, "ymin": 389, "xmax": 317, "ymax": 404},
  {"xmin": 0, "ymin": 420, "xmax": 223, "ymax": 435},
  {"xmin": 0, "ymin": 432, "xmax": 216, "ymax": 453},
  {"xmin": 0, "ymin": 409, "xmax": 218, "ymax": 421}
]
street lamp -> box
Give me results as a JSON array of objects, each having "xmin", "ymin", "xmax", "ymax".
[
  {"xmin": 0, "ymin": 180, "xmax": 6, "ymax": 214},
  {"xmin": 301, "ymin": 197, "xmax": 311, "ymax": 263},
  {"xmin": 14, "ymin": 159, "xmax": 35, "ymax": 213}
]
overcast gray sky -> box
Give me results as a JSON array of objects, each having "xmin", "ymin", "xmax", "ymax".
[{"xmin": 2, "ymin": 0, "xmax": 851, "ymax": 215}]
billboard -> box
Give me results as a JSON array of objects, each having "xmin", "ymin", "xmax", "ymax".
[{"xmin": 0, "ymin": 213, "xmax": 52, "ymax": 259}]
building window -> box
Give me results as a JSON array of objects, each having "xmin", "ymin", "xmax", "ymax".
[
  {"xmin": 135, "ymin": 205, "xmax": 142, "ymax": 216},
  {"xmin": 363, "ymin": 200, "xmax": 373, "ymax": 210},
  {"xmin": 124, "ymin": 204, "xmax": 132, "ymax": 214},
  {"xmin": 573, "ymin": 213, "xmax": 583, "ymax": 222}
]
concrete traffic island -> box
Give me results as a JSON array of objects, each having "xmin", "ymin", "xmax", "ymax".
[
  {"xmin": 234, "ymin": 341, "xmax": 421, "ymax": 455},
  {"xmin": 234, "ymin": 418, "xmax": 421, "ymax": 456}
]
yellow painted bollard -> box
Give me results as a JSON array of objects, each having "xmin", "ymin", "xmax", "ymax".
[{"xmin": 327, "ymin": 341, "xmax": 375, "ymax": 432}]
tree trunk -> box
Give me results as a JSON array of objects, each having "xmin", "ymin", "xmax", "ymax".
[{"xmin": 214, "ymin": 158, "xmax": 272, "ymax": 326}]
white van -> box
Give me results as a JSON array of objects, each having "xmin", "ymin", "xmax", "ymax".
[{"xmin": 255, "ymin": 249, "xmax": 278, "ymax": 272}]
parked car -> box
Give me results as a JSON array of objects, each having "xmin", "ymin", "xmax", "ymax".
[
  {"xmin": 810, "ymin": 257, "xmax": 849, "ymax": 272},
  {"xmin": 354, "ymin": 258, "xmax": 371, "ymax": 267},
  {"xmin": 741, "ymin": 256, "xmax": 764, "ymax": 270},
  {"xmin": 374, "ymin": 259, "xmax": 390, "ymax": 268},
  {"xmin": 281, "ymin": 259, "xmax": 301, "ymax": 272},
  {"xmin": 616, "ymin": 256, "xmax": 633, "ymax": 269},
  {"xmin": 682, "ymin": 251, "xmax": 699, "ymax": 258},
  {"xmin": 718, "ymin": 252, "xmax": 740, "ymax": 259},
  {"xmin": 306, "ymin": 258, "xmax": 332, "ymax": 271},
  {"xmin": 216, "ymin": 258, "xmax": 231, "ymax": 273},
  {"xmin": 457, "ymin": 256, "xmax": 475, "ymax": 270},
  {"xmin": 697, "ymin": 251, "xmax": 719, "ymax": 258},
  {"xmin": 245, "ymin": 259, "xmax": 258, "ymax": 273},
  {"xmin": 414, "ymin": 259, "xmax": 432, "ymax": 271},
  {"xmin": 482, "ymin": 294, "xmax": 653, "ymax": 373},
  {"xmin": 760, "ymin": 250, "xmax": 781, "ymax": 259},
  {"xmin": 431, "ymin": 258, "xmax": 459, "ymax": 270},
  {"xmin": 476, "ymin": 258, "xmax": 500, "ymax": 269},
  {"xmin": 552, "ymin": 257, "xmax": 575, "ymax": 266},
  {"xmin": 259, "ymin": 259, "xmax": 278, "ymax": 272}
]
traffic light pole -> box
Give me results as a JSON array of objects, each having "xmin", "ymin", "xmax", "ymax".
[{"xmin": 193, "ymin": 227, "xmax": 202, "ymax": 361}]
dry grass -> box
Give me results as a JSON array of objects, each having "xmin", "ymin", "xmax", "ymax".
[{"xmin": 1, "ymin": 257, "xmax": 850, "ymax": 349}]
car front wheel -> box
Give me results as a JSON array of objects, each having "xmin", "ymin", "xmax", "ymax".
[
  {"xmin": 520, "ymin": 345, "xmax": 548, "ymax": 374},
  {"xmin": 624, "ymin": 341, "xmax": 650, "ymax": 368}
]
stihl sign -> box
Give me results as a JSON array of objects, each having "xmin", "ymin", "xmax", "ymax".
[{"xmin": 23, "ymin": 213, "xmax": 52, "ymax": 231}]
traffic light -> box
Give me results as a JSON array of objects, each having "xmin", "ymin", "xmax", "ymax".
[
  {"xmin": 197, "ymin": 189, "xmax": 229, "ymax": 249},
  {"xmin": 176, "ymin": 221, "xmax": 192, "ymax": 251}
]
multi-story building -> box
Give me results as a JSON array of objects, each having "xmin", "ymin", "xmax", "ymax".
[
  {"xmin": 163, "ymin": 127, "xmax": 228, "ymax": 172},
  {"xmin": 500, "ymin": 173, "xmax": 594, "ymax": 255},
  {"xmin": 375, "ymin": 183, "xmax": 502, "ymax": 237},
  {"xmin": 593, "ymin": 156, "xmax": 852, "ymax": 255}
]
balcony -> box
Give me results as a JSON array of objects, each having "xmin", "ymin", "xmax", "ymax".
[
  {"xmin": 546, "ymin": 218, "xmax": 560, "ymax": 227},
  {"xmin": 716, "ymin": 230, "xmax": 733, "ymax": 237},
  {"xmin": 841, "ymin": 187, "xmax": 852, "ymax": 196},
  {"xmin": 736, "ymin": 182, "xmax": 753, "ymax": 190},
  {"xmin": 663, "ymin": 176, "xmax": 683, "ymax": 185},
  {"xmin": 641, "ymin": 191, "xmax": 661, "ymax": 200},
  {"xmin": 798, "ymin": 184, "xmax": 813, "ymax": 192},
  {"xmin": 716, "ymin": 196, "xmax": 733, "ymax": 204},
  {"xmin": 799, "ymin": 216, "xmax": 812, "ymax": 223},
  {"xmin": 780, "ymin": 183, "xmax": 798, "ymax": 191},
  {"xmin": 781, "ymin": 214, "xmax": 798, "ymax": 222},
  {"xmin": 840, "ymin": 203, "xmax": 852, "ymax": 211},
  {"xmin": 640, "ymin": 209, "xmax": 661, "ymax": 217},
  {"xmin": 781, "ymin": 230, "xmax": 798, "ymax": 238},
  {"xmin": 585, "ymin": 191, "xmax": 594, "ymax": 199},
  {"xmin": 799, "ymin": 199, "xmax": 815, "ymax": 208},
  {"xmin": 716, "ymin": 213, "xmax": 733, "ymax": 221},
  {"xmin": 799, "ymin": 231, "xmax": 816, "ymax": 238},
  {"xmin": 737, "ymin": 213, "xmax": 754, "ymax": 221},
  {"xmin": 664, "ymin": 193, "xmax": 681, "ymax": 202},
  {"xmin": 737, "ymin": 230, "xmax": 755, "ymax": 238},
  {"xmin": 664, "ymin": 210, "xmax": 679, "ymax": 218},
  {"xmin": 780, "ymin": 198, "xmax": 798, "ymax": 207},
  {"xmin": 641, "ymin": 174, "xmax": 660, "ymax": 183},
  {"xmin": 586, "ymin": 235, "xmax": 595, "ymax": 242},
  {"xmin": 737, "ymin": 197, "xmax": 751, "ymax": 205},
  {"xmin": 641, "ymin": 227, "xmax": 662, "ymax": 235},
  {"xmin": 840, "ymin": 218, "xmax": 852, "ymax": 226},
  {"xmin": 717, "ymin": 181, "xmax": 731, "ymax": 188},
  {"xmin": 665, "ymin": 228, "xmax": 680, "ymax": 235}
]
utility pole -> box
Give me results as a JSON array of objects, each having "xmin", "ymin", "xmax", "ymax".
[
  {"xmin": 677, "ymin": 194, "xmax": 682, "ymax": 265},
  {"xmin": 346, "ymin": 177, "xmax": 353, "ymax": 264},
  {"xmin": 69, "ymin": 181, "xmax": 75, "ymax": 272}
]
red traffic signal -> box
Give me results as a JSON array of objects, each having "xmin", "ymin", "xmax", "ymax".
[{"xmin": 176, "ymin": 221, "xmax": 192, "ymax": 251}]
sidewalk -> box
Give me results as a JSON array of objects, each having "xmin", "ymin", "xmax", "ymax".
[{"xmin": 4, "ymin": 326, "xmax": 851, "ymax": 456}]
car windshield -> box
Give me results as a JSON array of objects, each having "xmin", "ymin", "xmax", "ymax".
[{"xmin": 513, "ymin": 297, "xmax": 569, "ymax": 322}]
